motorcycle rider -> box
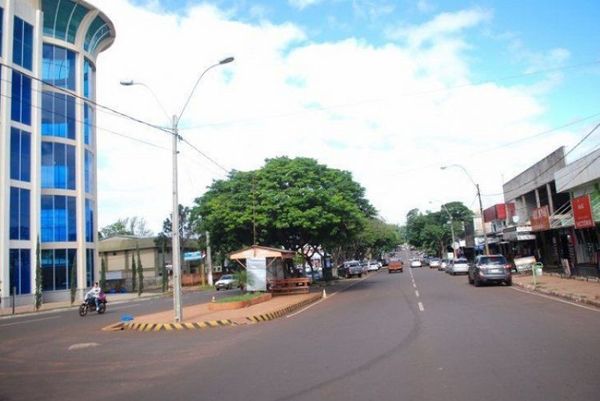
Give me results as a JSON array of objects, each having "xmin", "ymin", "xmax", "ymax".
[{"xmin": 85, "ymin": 282, "xmax": 101, "ymax": 310}]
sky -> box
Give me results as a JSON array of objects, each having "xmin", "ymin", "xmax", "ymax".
[{"xmin": 86, "ymin": 0, "xmax": 600, "ymax": 234}]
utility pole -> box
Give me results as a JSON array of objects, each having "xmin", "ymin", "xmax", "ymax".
[
  {"xmin": 477, "ymin": 184, "xmax": 490, "ymax": 256},
  {"xmin": 171, "ymin": 115, "xmax": 183, "ymax": 322},
  {"xmin": 206, "ymin": 231, "xmax": 213, "ymax": 286}
]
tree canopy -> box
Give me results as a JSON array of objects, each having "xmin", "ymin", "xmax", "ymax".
[
  {"xmin": 99, "ymin": 217, "xmax": 153, "ymax": 239},
  {"xmin": 404, "ymin": 202, "xmax": 473, "ymax": 256},
  {"xmin": 191, "ymin": 157, "xmax": 377, "ymax": 264}
]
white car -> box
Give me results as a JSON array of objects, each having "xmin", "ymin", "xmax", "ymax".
[
  {"xmin": 410, "ymin": 259, "xmax": 422, "ymax": 268},
  {"xmin": 367, "ymin": 261, "xmax": 380, "ymax": 272},
  {"xmin": 214, "ymin": 274, "xmax": 239, "ymax": 290},
  {"xmin": 447, "ymin": 258, "xmax": 469, "ymax": 275}
]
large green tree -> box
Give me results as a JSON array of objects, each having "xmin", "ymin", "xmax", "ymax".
[{"xmin": 191, "ymin": 157, "xmax": 375, "ymax": 268}]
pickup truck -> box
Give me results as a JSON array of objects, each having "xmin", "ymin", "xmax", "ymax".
[
  {"xmin": 388, "ymin": 259, "xmax": 404, "ymax": 273},
  {"xmin": 339, "ymin": 261, "xmax": 364, "ymax": 278}
]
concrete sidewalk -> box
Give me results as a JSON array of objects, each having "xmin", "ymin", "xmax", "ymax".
[
  {"xmin": 513, "ymin": 273, "xmax": 600, "ymax": 308},
  {"xmin": 0, "ymin": 291, "xmax": 164, "ymax": 318}
]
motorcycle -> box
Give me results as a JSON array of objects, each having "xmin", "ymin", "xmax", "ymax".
[{"xmin": 79, "ymin": 292, "xmax": 107, "ymax": 316}]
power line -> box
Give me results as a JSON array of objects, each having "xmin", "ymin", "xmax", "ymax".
[
  {"xmin": 483, "ymin": 121, "xmax": 600, "ymax": 198},
  {"xmin": 0, "ymin": 62, "xmax": 171, "ymax": 134},
  {"xmin": 395, "ymin": 112, "xmax": 600, "ymax": 177},
  {"xmin": 179, "ymin": 137, "xmax": 230, "ymax": 174},
  {"xmin": 0, "ymin": 91, "xmax": 171, "ymax": 151}
]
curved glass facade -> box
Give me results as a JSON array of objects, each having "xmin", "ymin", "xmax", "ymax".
[
  {"xmin": 42, "ymin": 0, "xmax": 90, "ymax": 44},
  {"xmin": 2, "ymin": 1, "xmax": 114, "ymax": 304}
]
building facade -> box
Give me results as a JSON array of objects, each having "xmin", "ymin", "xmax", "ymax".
[{"xmin": 0, "ymin": 0, "xmax": 115, "ymax": 306}]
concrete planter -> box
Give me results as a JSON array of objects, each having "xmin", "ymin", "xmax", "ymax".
[{"xmin": 208, "ymin": 293, "xmax": 272, "ymax": 311}]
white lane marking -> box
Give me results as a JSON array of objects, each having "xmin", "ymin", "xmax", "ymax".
[
  {"xmin": 68, "ymin": 342, "xmax": 100, "ymax": 351},
  {"xmin": 415, "ymin": 290, "xmax": 420, "ymax": 298},
  {"xmin": 0, "ymin": 316, "xmax": 59, "ymax": 327},
  {"xmin": 511, "ymin": 287, "xmax": 600, "ymax": 313},
  {"xmin": 418, "ymin": 302, "xmax": 425, "ymax": 312},
  {"xmin": 412, "ymin": 283, "xmax": 417, "ymax": 289}
]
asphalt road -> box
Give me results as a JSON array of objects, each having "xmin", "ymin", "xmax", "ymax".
[{"xmin": 1, "ymin": 254, "xmax": 599, "ymax": 401}]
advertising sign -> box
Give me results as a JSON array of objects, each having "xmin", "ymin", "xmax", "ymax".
[
  {"xmin": 531, "ymin": 206, "xmax": 550, "ymax": 232},
  {"xmin": 246, "ymin": 257, "xmax": 267, "ymax": 292},
  {"xmin": 572, "ymin": 195, "xmax": 595, "ymax": 229},
  {"xmin": 183, "ymin": 251, "xmax": 202, "ymax": 261}
]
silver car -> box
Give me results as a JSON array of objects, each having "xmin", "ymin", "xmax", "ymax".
[
  {"xmin": 215, "ymin": 274, "xmax": 239, "ymax": 290},
  {"xmin": 447, "ymin": 258, "xmax": 469, "ymax": 275}
]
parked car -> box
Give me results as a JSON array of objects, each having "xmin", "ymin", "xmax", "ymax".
[
  {"xmin": 429, "ymin": 258, "xmax": 441, "ymax": 269},
  {"xmin": 410, "ymin": 259, "xmax": 422, "ymax": 268},
  {"xmin": 447, "ymin": 258, "xmax": 469, "ymax": 275},
  {"xmin": 339, "ymin": 261, "xmax": 364, "ymax": 278},
  {"xmin": 439, "ymin": 259, "xmax": 449, "ymax": 271},
  {"xmin": 468, "ymin": 255, "xmax": 512, "ymax": 286},
  {"xmin": 214, "ymin": 274, "xmax": 239, "ymax": 290},
  {"xmin": 367, "ymin": 261, "xmax": 380, "ymax": 272}
]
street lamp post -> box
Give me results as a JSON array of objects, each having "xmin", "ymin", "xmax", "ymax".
[
  {"xmin": 440, "ymin": 165, "xmax": 490, "ymax": 256},
  {"xmin": 120, "ymin": 56, "xmax": 234, "ymax": 322}
]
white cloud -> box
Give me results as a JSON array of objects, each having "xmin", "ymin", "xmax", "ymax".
[
  {"xmin": 288, "ymin": 0, "xmax": 323, "ymax": 10},
  {"xmin": 387, "ymin": 8, "xmax": 492, "ymax": 47},
  {"xmin": 86, "ymin": 1, "xmax": 578, "ymax": 233}
]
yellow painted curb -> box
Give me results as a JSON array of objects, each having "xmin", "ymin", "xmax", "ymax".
[
  {"xmin": 115, "ymin": 319, "xmax": 236, "ymax": 332},
  {"xmin": 245, "ymin": 293, "xmax": 322, "ymax": 324}
]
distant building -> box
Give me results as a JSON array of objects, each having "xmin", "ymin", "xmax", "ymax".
[{"xmin": 1, "ymin": 1, "xmax": 115, "ymax": 306}]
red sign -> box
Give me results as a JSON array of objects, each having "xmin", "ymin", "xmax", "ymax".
[
  {"xmin": 531, "ymin": 206, "xmax": 550, "ymax": 232},
  {"xmin": 572, "ymin": 195, "xmax": 595, "ymax": 229}
]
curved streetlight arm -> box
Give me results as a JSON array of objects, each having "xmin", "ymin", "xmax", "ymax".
[
  {"xmin": 176, "ymin": 57, "xmax": 234, "ymax": 126},
  {"xmin": 119, "ymin": 80, "xmax": 172, "ymax": 126},
  {"xmin": 441, "ymin": 164, "xmax": 477, "ymax": 189}
]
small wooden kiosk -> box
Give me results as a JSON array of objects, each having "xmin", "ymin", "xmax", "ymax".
[{"xmin": 229, "ymin": 245, "xmax": 310, "ymax": 294}]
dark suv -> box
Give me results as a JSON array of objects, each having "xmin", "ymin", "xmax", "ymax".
[
  {"xmin": 339, "ymin": 261, "xmax": 364, "ymax": 278},
  {"xmin": 468, "ymin": 255, "xmax": 512, "ymax": 287}
]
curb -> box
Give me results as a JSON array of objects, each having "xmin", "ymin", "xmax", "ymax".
[
  {"xmin": 118, "ymin": 319, "xmax": 236, "ymax": 332},
  {"xmin": 110, "ymin": 293, "xmax": 324, "ymax": 333},
  {"xmin": 513, "ymin": 281, "xmax": 600, "ymax": 309},
  {"xmin": 246, "ymin": 293, "xmax": 322, "ymax": 323}
]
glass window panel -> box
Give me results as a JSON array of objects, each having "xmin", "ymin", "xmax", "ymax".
[
  {"xmin": 84, "ymin": 104, "xmax": 92, "ymax": 144},
  {"xmin": 68, "ymin": 197, "xmax": 77, "ymax": 242},
  {"xmin": 9, "ymin": 187, "xmax": 19, "ymax": 239},
  {"xmin": 41, "ymin": 91, "xmax": 54, "ymax": 136},
  {"xmin": 20, "ymin": 250, "xmax": 31, "ymax": 294},
  {"xmin": 11, "ymin": 71, "xmax": 21, "ymax": 122},
  {"xmin": 9, "ymin": 249, "xmax": 19, "ymax": 294},
  {"xmin": 54, "ymin": 142, "xmax": 66, "ymax": 189},
  {"xmin": 41, "ymin": 142, "xmax": 54, "ymax": 188},
  {"xmin": 21, "ymin": 131, "xmax": 31, "ymax": 182},
  {"xmin": 86, "ymin": 249, "xmax": 94, "ymax": 287},
  {"xmin": 23, "ymin": 22, "xmax": 33, "ymax": 70},
  {"xmin": 10, "ymin": 128, "xmax": 20, "ymax": 180},
  {"xmin": 67, "ymin": 145, "xmax": 76, "ymax": 190},
  {"xmin": 68, "ymin": 6, "xmax": 89, "ymax": 43},
  {"xmin": 86, "ymin": 200, "xmax": 94, "ymax": 242},
  {"xmin": 42, "ymin": 44, "xmax": 76, "ymax": 90},
  {"xmin": 20, "ymin": 188, "xmax": 30, "ymax": 240},
  {"xmin": 22, "ymin": 75, "xmax": 31, "ymax": 125},
  {"xmin": 41, "ymin": 249, "xmax": 54, "ymax": 291},
  {"xmin": 13, "ymin": 17, "xmax": 23, "ymax": 66},
  {"xmin": 54, "ymin": 196, "xmax": 67, "ymax": 242},
  {"xmin": 54, "ymin": 249, "xmax": 67, "ymax": 290},
  {"xmin": 0, "ymin": 8, "xmax": 4, "ymax": 56},
  {"xmin": 41, "ymin": 196, "xmax": 54, "ymax": 242}
]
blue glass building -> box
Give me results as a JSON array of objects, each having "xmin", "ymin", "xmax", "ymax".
[{"xmin": 0, "ymin": 0, "xmax": 114, "ymax": 306}]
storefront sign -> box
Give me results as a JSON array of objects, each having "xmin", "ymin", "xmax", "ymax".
[
  {"xmin": 531, "ymin": 206, "xmax": 550, "ymax": 231},
  {"xmin": 572, "ymin": 195, "xmax": 595, "ymax": 229}
]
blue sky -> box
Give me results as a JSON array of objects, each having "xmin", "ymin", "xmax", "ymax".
[{"xmin": 93, "ymin": 0, "xmax": 600, "ymax": 229}]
